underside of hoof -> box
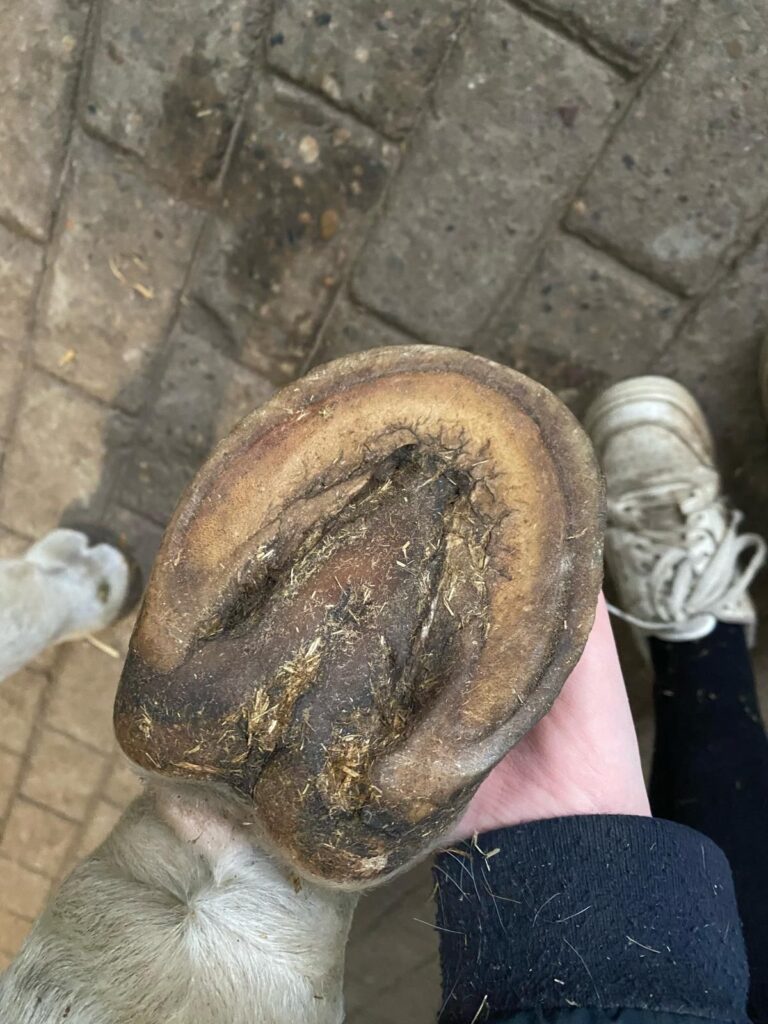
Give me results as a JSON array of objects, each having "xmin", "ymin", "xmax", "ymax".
[{"xmin": 114, "ymin": 346, "xmax": 604, "ymax": 885}]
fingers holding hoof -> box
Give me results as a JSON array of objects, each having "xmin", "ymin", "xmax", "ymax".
[{"xmin": 115, "ymin": 346, "xmax": 604, "ymax": 885}]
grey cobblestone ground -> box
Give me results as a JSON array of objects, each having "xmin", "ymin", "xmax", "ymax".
[{"xmin": 2, "ymin": 0, "xmax": 768, "ymax": 1015}]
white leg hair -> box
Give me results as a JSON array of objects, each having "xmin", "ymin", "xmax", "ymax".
[
  {"xmin": 0, "ymin": 783, "xmax": 358, "ymax": 1024},
  {"xmin": 1, "ymin": 535, "xmax": 358, "ymax": 1021},
  {"xmin": 0, "ymin": 529, "xmax": 129, "ymax": 683}
]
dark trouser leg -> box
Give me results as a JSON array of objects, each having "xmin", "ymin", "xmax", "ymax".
[{"xmin": 649, "ymin": 623, "xmax": 768, "ymax": 1022}]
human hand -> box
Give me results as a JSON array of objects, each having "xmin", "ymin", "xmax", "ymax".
[{"xmin": 453, "ymin": 595, "xmax": 650, "ymax": 840}]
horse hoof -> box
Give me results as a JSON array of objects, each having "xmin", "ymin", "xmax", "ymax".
[{"xmin": 114, "ymin": 346, "xmax": 604, "ymax": 885}]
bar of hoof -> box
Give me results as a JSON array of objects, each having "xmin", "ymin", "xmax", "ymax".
[{"xmin": 115, "ymin": 346, "xmax": 604, "ymax": 885}]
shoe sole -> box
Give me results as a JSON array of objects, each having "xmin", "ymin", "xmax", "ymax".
[{"xmin": 584, "ymin": 375, "xmax": 715, "ymax": 461}]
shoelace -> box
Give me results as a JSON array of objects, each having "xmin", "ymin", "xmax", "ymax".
[{"xmin": 607, "ymin": 481, "xmax": 767, "ymax": 635}]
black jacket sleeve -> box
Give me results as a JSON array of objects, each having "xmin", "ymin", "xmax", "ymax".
[{"xmin": 434, "ymin": 815, "xmax": 749, "ymax": 1024}]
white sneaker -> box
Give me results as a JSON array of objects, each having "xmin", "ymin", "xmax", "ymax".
[{"xmin": 585, "ymin": 376, "xmax": 766, "ymax": 644}]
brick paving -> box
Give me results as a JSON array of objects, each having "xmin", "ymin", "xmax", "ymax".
[{"xmin": 1, "ymin": 0, "xmax": 768, "ymax": 1017}]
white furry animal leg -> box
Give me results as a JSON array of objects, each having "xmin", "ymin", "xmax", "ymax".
[
  {"xmin": 0, "ymin": 528, "xmax": 129, "ymax": 682},
  {"xmin": 0, "ymin": 785, "xmax": 358, "ymax": 1024}
]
